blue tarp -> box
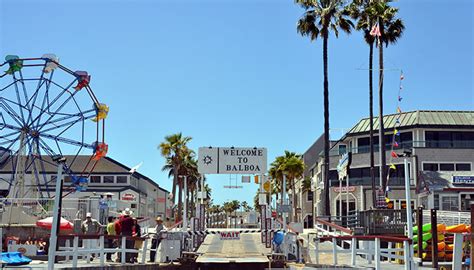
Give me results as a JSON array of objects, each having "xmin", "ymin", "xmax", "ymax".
[{"xmin": 1, "ymin": 252, "xmax": 32, "ymax": 266}]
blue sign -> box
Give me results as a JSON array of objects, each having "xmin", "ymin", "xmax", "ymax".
[{"xmin": 453, "ymin": 176, "xmax": 474, "ymax": 184}]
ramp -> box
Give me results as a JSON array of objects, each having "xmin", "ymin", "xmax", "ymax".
[{"xmin": 196, "ymin": 230, "xmax": 270, "ymax": 264}]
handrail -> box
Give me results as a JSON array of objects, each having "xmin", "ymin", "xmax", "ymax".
[
  {"xmin": 315, "ymin": 218, "xmax": 353, "ymax": 235},
  {"xmin": 318, "ymin": 235, "xmax": 411, "ymax": 244},
  {"xmin": 57, "ymin": 234, "xmax": 148, "ymax": 241}
]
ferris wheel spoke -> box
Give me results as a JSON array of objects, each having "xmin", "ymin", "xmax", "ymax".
[
  {"xmin": 33, "ymin": 87, "xmax": 78, "ymax": 131},
  {"xmin": 40, "ymin": 132, "xmax": 94, "ymax": 149},
  {"xmin": 33, "ymin": 72, "xmax": 55, "ymax": 128},
  {"xmin": 26, "ymin": 78, "xmax": 47, "ymax": 124},
  {"xmin": 39, "ymin": 110, "xmax": 96, "ymax": 134},
  {"xmin": 10, "ymin": 73, "xmax": 27, "ymax": 124},
  {"xmin": 17, "ymin": 70, "xmax": 34, "ymax": 113},
  {"xmin": 0, "ymin": 99, "xmax": 26, "ymax": 127}
]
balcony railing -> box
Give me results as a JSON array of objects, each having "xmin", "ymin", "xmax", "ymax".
[{"xmin": 330, "ymin": 140, "xmax": 474, "ymax": 156}]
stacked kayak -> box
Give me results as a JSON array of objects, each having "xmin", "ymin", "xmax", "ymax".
[
  {"xmin": 0, "ymin": 252, "xmax": 32, "ymax": 266},
  {"xmin": 412, "ymin": 223, "xmax": 469, "ymax": 262}
]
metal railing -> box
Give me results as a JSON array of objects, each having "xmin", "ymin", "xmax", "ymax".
[
  {"xmin": 353, "ymin": 209, "xmax": 407, "ymax": 235},
  {"xmin": 330, "ymin": 140, "xmax": 474, "ymax": 156},
  {"xmin": 423, "ymin": 209, "xmax": 471, "ymax": 226}
]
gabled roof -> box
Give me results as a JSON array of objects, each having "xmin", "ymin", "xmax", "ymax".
[
  {"xmin": 348, "ymin": 110, "xmax": 474, "ymax": 135},
  {"xmin": 0, "ymin": 155, "xmax": 168, "ymax": 193}
]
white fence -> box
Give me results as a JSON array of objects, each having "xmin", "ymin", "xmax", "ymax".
[{"xmin": 423, "ymin": 210, "xmax": 470, "ymax": 226}]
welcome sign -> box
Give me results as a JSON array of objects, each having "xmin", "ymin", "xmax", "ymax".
[{"xmin": 198, "ymin": 147, "xmax": 267, "ymax": 174}]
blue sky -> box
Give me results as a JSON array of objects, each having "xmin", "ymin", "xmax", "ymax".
[{"xmin": 1, "ymin": 0, "xmax": 472, "ymax": 206}]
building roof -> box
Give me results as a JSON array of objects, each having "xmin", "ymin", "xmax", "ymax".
[
  {"xmin": 348, "ymin": 110, "xmax": 474, "ymax": 135},
  {"xmin": 0, "ymin": 155, "xmax": 168, "ymax": 193}
]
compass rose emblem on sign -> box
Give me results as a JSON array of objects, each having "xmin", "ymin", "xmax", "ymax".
[{"xmin": 203, "ymin": 155, "xmax": 213, "ymax": 165}]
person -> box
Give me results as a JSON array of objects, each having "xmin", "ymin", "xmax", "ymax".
[
  {"xmin": 115, "ymin": 208, "xmax": 134, "ymax": 263},
  {"xmin": 81, "ymin": 212, "xmax": 102, "ymax": 261},
  {"xmin": 132, "ymin": 218, "xmax": 142, "ymax": 263},
  {"xmin": 149, "ymin": 216, "xmax": 167, "ymax": 262},
  {"xmin": 105, "ymin": 216, "xmax": 116, "ymax": 262}
]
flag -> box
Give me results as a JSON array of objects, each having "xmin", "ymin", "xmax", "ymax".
[
  {"xmin": 394, "ymin": 129, "xmax": 400, "ymax": 136},
  {"xmin": 385, "ymin": 197, "xmax": 390, "ymax": 203},
  {"xmin": 397, "ymin": 107, "xmax": 402, "ymax": 113},
  {"xmin": 370, "ymin": 24, "xmax": 381, "ymax": 37},
  {"xmin": 393, "ymin": 141, "xmax": 399, "ymax": 147},
  {"xmin": 390, "ymin": 164, "xmax": 396, "ymax": 170},
  {"xmin": 400, "ymin": 74, "xmax": 404, "ymax": 80},
  {"xmin": 254, "ymin": 175, "xmax": 259, "ymax": 184},
  {"xmin": 391, "ymin": 151, "xmax": 398, "ymax": 158},
  {"xmin": 398, "ymin": 96, "xmax": 403, "ymax": 102},
  {"xmin": 400, "ymin": 85, "xmax": 403, "ymax": 90}
]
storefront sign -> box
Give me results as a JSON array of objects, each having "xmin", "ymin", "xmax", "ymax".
[
  {"xmin": 198, "ymin": 147, "xmax": 267, "ymax": 174},
  {"xmin": 453, "ymin": 176, "xmax": 474, "ymax": 184},
  {"xmin": 121, "ymin": 193, "xmax": 136, "ymax": 202},
  {"xmin": 157, "ymin": 197, "xmax": 166, "ymax": 203},
  {"xmin": 333, "ymin": 186, "xmax": 356, "ymax": 193}
]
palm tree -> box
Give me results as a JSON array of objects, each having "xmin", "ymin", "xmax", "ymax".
[
  {"xmin": 280, "ymin": 151, "xmax": 305, "ymax": 222},
  {"xmin": 296, "ymin": 0, "xmax": 353, "ymax": 216},
  {"xmin": 375, "ymin": 1, "xmax": 404, "ymax": 193},
  {"xmin": 159, "ymin": 132, "xmax": 192, "ymax": 221},
  {"xmin": 347, "ymin": 0, "xmax": 377, "ymax": 207}
]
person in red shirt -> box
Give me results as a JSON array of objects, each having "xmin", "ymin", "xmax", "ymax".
[{"xmin": 115, "ymin": 208, "xmax": 135, "ymax": 263}]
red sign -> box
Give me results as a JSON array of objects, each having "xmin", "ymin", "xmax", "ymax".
[
  {"xmin": 156, "ymin": 197, "xmax": 166, "ymax": 203},
  {"xmin": 271, "ymin": 211, "xmax": 277, "ymax": 218},
  {"xmin": 121, "ymin": 193, "xmax": 136, "ymax": 201}
]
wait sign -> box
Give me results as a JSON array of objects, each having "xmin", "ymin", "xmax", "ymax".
[
  {"xmin": 198, "ymin": 147, "xmax": 267, "ymax": 174},
  {"xmin": 219, "ymin": 231, "xmax": 240, "ymax": 240}
]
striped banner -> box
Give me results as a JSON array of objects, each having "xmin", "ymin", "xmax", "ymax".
[{"xmin": 186, "ymin": 229, "xmax": 284, "ymax": 236}]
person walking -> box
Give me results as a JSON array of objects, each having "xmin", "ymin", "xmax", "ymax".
[
  {"xmin": 149, "ymin": 217, "xmax": 167, "ymax": 262},
  {"xmin": 132, "ymin": 218, "xmax": 142, "ymax": 263},
  {"xmin": 105, "ymin": 216, "xmax": 116, "ymax": 262},
  {"xmin": 115, "ymin": 208, "xmax": 134, "ymax": 263},
  {"xmin": 81, "ymin": 212, "xmax": 102, "ymax": 261}
]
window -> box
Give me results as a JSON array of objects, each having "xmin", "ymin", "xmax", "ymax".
[
  {"xmin": 423, "ymin": 163, "xmax": 438, "ymax": 171},
  {"xmin": 64, "ymin": 176, "xmax": 72, "ymax": 183},
  {"xmin": 425, "ymin": 131, "xmax": 474, "ymax": 148},
  {"xmin": 441, "ymin": 196, "xmax": 459, "ymax": 211},
  {"xmin": 103, "ymin": 176, "xmax": 114, "ymax": 183},
  {"xmin": 338, "ymin": 145, "xmax": 347, "ymax": 155},
  {"xmin": 90, "ymin": 176, "xmax": 101, "ymax": 183},
  {"xmin": 131, "ymin": 203, "xmax": 137, "ymax": 209},
  {"xmin": 307, "ymin": 191, "xmax": 313, "ymax": 201},
  {"xmin": 310, "ymin": 169, "xmax": 314, "ymax": 178},
  {"xmin": 440, "ymin": 163, "xmax": 455, "ymax": 171},
  {"xmin": 456, "ymin": 163, "xmax": 471, "ymax": 171},
  {"xmin": 117, "ymin": 176, "xmax": 128, "ymax": 184}
]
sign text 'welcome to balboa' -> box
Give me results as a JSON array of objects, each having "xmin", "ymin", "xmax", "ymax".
[{"xmin": 198, "ymin": 147, "xmax": 267, "ymax": 174}]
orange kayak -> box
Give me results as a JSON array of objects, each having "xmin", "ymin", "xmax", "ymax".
[
  {"xmin": 446, "ymin": 244, "xmax": 454, "ymax": 251},
  {"xmin": 445, "ymin": 224, "xmax": 467, "ymax": 233},
  {"xmin": 437, "ymin": 242, "xmax": 446, "ymax": 251},
  {"xmin": 445, "ymin": 253, "xmax": 453, "ymax": 260}
]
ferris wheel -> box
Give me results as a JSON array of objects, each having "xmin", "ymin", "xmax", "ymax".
[{"xmin": 0, "ymin": 54, "xmax": 108, "ymax": 199}]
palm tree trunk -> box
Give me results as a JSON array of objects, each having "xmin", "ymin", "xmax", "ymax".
[
  {"xmin": 292, "ymin": 179, "xmax": 297, "ymax": 222},
  {"xmin": 323, "ymin": 34, "xmax": 331, "ymax": 216},
  {"xmin": 369, "ymin": 41, "xmax": 377, "ymax": 208},
  {"xmin": 178, "ymin": 180, "xmax": 183, "ymax": 221},
  {"xmin": 378, "ymin": 20, "xmax": 387, "ymax": 195}
]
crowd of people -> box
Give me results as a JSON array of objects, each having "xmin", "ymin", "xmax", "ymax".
[{"xmin": 81, "ymin": 208, "xmax": 166, "ymax": 263}]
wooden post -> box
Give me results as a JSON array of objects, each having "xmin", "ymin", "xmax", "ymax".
[
  {"xmin": 403, "ymin": 240, "xmax": 410, "ymax": 270},
  {"xmin": 121, "ymin": 236, "xmax": 126, "ymax": 264},
  {"xmin": 452, "ymin": 233, "xmax": 462, "ymax": 270},
  {"xmin": 99, "ymin": 235, "xmax": 105, "ymax": 266},
  {"xmin": 417, "ymin": 206, "xmax": 423, "ymax": 266},
  {"xmin": 141, "ymin": 238, "xmax": 148, "ymax": 264},
  {"xmin": 375, "ymin": 238, "xmax": 380, "ymax": 270},
  {"xmin": 65, "ymin": 239, "xmax": 70, "ymax": 262},
  {"xmin": 72, "ymin": 236, "xmax": 79, "ymax": 268},
  {"xmin": 431, "ymin": 209, "xmax": 438, "ymax": 269},
  {"xmin": 471, "ymin": 203, "xmax": 474, "ymax": 270},
  {"xmin": 351, "ymin": 237, "xmax": 356, "ymax": 266}
]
